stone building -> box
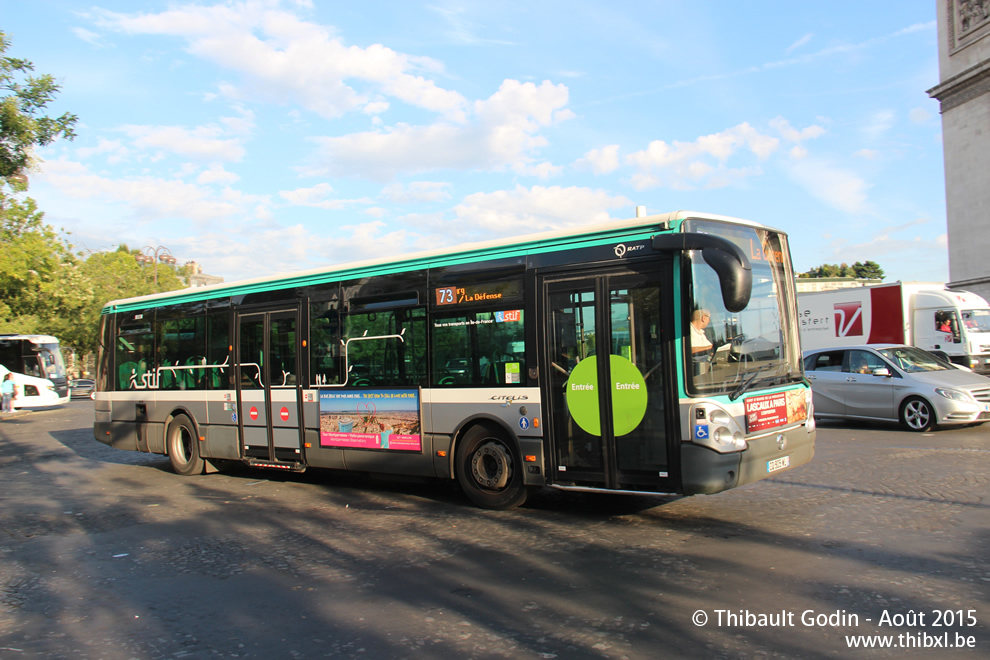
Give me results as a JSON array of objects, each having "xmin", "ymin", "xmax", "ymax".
[
  {"xmin": 184, "ymin": 261, "xmax": 224, "ymax": 288},
  {"xmin": 928, "ymin": 0, "xmax": 990, "ymax": 301},
  {"xmin": 793, "ymin": 277, "xmax": 883, "ymax": 294}
]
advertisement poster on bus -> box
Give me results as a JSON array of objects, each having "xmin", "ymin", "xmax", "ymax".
[
  {"xmin": 743, "ymin": 389, "xmax": 808, "ymax": 433},
  {"xmin": 319, "ymin": 389, "xmax": 422, "ymax": 451}
]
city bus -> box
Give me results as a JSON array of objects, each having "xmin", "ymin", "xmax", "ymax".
[
  {"xmin": 0, "ymin": 334, "xmax": 71, "ymax": 409},
  {"xmin": 93, "ymin": 210, "xmax": 815, "ymax": 509}
]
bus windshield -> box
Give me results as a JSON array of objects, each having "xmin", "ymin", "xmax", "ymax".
[
  {"xmin": 38, "ymin": 343, "xmax": 67, "ymax": 380},
  {"xmin": 683, "ymin": 219, "xmax": 803, "ymax": 397}
]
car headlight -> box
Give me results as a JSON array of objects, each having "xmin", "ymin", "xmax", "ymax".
[{"xmin": 935, "ymin": 387, "xmax": 974, "ymax": 403}]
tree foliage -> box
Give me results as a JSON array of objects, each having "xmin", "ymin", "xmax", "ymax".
[
  {"xmin": 798, "ymin": 261, "xmax": 885, "ymax": 280},
  {"xmin": 1, "ymin": 31, "xmax": 78, "ymax": 182},
  {"xmin": 1, "ymin": 190, "xmax": 189, "ymax": 357},
  {"xmin": 0, "ymin": 31, "xmax": 184, "ymax": 362}
]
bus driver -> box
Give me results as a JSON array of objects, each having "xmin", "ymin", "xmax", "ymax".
[{"xmin": 691, "ymin": 309, "xmax": 713, "ymax": 375}]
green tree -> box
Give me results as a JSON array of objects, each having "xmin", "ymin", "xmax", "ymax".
[
  {"xmin": 798, "ymin": 261, "xmax": 883, "ymax": 280},
  {"xmin": 1, "ymin": 31, "xmax": 78, "ymax": 183},
  {"xmin": 1, "ymin": 192, "xmax": 190, "ymax": 356},
  {"xmin": 852, "ymin": 260, "xmax": 884, "ymax": 280},
  {"xmin": 0, "ymin": 192, "xmax": 85, "ymax": 334}
]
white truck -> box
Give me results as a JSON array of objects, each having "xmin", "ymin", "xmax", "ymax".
[{"xmin": 797, "ymin": 282, "xmax": 990, "ymax": 374}]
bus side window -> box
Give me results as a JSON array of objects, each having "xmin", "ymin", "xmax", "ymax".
[
  {"xmin": 431, "ymin": 309, "xmax": 525, "ymax": 387},
  {"xmin": 310, "ymin": 301, "xmax": 340, "ymax": 387},
  {"xmin": 342, "ymin": 307, "xmax": 427, "ymax": 387},
  {"xmin": 207, "ymin": 311, "xmax": 231, "ymax": 389}
]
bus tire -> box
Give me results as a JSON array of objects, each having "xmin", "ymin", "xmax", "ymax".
[
  {"xmin": 166, "ymin": 414, "xmax": 205, "ymax": 476},
  {"xmin": 900, "ymin": 396, "xmax": 935, "ymax": 432},
  {"xmin": 455, "ymin": 424, "xmax": 528, "ymax": 510}
]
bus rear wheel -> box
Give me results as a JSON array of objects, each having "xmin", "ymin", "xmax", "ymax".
[
  {"xmin": 455, "ymin": 425, "xmax": 527, "ymax": 510},
  {"xmin": 166, "ymin": 414, "xmax": 205, "ymax": 475}
]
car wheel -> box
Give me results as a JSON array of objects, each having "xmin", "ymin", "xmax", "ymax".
[
  {"xmin": 900, "ymin": 396, "xmax": 935, "ymax": 432},
  {"xmin": 455, "ymin": 424, "xmax": 528, "ymax": 510}
]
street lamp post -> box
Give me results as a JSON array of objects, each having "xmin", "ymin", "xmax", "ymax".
[{"xmin": 135, "ymin": 245, "xmax": 177, "ymax": 287}]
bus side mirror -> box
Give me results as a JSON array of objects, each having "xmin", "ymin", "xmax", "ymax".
[{"xmin": 652, "ymin": 232, "xmax": 753, "ymax": 313}]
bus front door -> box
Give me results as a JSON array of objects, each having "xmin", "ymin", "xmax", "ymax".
[
  {"xmin": 542, "ymin": 270, "xmax": 675, "ymax": 493},
  {"xmin": 236, "ymin": 308, "xmax": 304, "ymax": 466}
]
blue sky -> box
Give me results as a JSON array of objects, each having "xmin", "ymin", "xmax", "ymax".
[{"xmin": 6, "ymin": 1, "xmax": 946, "ymax": 283}]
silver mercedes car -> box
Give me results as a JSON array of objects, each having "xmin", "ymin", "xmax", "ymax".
[{"xmin": 803, "ymin": 344, "xmax": 990, "ymax": 432}]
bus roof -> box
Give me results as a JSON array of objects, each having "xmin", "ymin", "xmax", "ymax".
[
  {"xmin": 0, "ymin": 334, "xmax": 61, "ymax": 344},
  {"xmin": 102, "ymin": 210, "xmax": 774, "ymax": 313}
]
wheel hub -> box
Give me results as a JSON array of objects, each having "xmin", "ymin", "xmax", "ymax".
[{"xmin": 470, "ymin": 441, "xmax": 511, "ymax": 490}]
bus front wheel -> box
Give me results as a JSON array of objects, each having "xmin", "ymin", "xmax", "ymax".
[
  {"xmin": 455, "ymin": 425, "xmax": 527, "ymax": 510},
  {"xmin": 166, "ymin": 414, "xmax": 205, "ymax": 476}
]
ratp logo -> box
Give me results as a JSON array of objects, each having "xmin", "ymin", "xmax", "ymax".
[
  {"xmin": 833, "ymin": 301, "xmax": 863, "ymax": 337},
  {"xmin": 613, "ymin": 243, "xmax": 645, "ymax": 258}
]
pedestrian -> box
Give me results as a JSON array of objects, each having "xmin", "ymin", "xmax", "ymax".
[{"xmin": 2, "ymin": 373, "xmax": 16, "ymax": 413}]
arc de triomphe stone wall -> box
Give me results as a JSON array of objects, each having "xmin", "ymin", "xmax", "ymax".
[{"xmin": 928, "ymin": 0, "xmax": 990, "ymax": 301}]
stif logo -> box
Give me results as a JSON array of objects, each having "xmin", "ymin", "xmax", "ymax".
[{"xmin": 833, "ymin": 301, "xmax": 863, "ymax": 337}]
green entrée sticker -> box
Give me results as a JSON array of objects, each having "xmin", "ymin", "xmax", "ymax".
[{"xmin": 565, "ymin": 354, "xmax": 648, "ymax": 436}]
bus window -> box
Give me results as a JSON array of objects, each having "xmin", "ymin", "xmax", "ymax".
[
  {"xmin": 206, "ymin": 312, "xmax": 231, "ymax": 389},
  {"xmin": 431, "ymin": 309, "xmax": 526, "ymax": 387},
  {"xmin": 342, "ymin": 307, "xmax": 427, "ymax": 387},
  {"xmin": 157, "ymin": 316, "xmax": 207, "ymax": 390},
  {"xmin": 116, "ymin": 316, "xmax": 155, "ymax": 390},
  {"xmin": 310, "ymin": 300, "xmax": 340, "ymax": 386}
]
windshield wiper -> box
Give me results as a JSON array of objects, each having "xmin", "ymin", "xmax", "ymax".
[{"xmin": 729, "ymin": 363, "xmax": 776, "ymax": 401}]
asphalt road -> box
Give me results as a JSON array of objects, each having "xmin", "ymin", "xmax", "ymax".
[{"xmin": 1, "ymin": 402, "xmax": 988, "ymax": 659}]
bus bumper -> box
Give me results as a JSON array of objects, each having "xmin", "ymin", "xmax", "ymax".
[{"xmin": 681, "ymin": 424, "xmax": 816, "ymax": 495}]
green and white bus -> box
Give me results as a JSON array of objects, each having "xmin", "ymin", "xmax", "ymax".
[{"xmin": 94, "ymin": 210, "xmax": 815, "ymax": 509}]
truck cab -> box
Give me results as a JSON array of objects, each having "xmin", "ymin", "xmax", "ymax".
[{"xmin": 912, "ymin": 289, "xmax": 990, "ymax": 374}]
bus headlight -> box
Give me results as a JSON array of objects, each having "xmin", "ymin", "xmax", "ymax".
[
  {"xmin": 692, "ymin": 404, "xmax": 747, "ymax": 453},
  {"xmin": 712, "ymin": 426, "xmax": 746, "ymax": 450},
  {"xmin": 805, "ymin": 388, "xmax": 816, "ymax": 432}
]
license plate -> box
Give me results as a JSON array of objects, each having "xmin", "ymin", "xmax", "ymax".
[{"xmin": 767, "ymin": 456, "xmax": 790, "ymax": 473}]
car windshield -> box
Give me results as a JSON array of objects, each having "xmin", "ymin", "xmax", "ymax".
[{"xmin": 877, "ymin": 346, "xmax": 952, "ymax": 373}]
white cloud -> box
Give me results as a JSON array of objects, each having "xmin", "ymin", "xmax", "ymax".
[
  {"xmin": 72, "ymin": 27, "xmax": 106, "ymax": 47},
  {"xmin": 625, "ymin": 122, "xmax": 780, "ymax": 191},
  {"xmin": 448, "ymin": 185, "xmax": 632, "ymax": 240},
  {"xmin": 785, "ymin": 33, "xmax": 813, "ymax": 55},
  {"xmin": 92, "ymin": 2, "xmax": 469, "ymax": 121},
  {"xmin": 36, "ymin": 157, "xmax": 267, "ymax": 223},
  {"xmin": 770, "ymin": 117, "xmax": 825, "ymax": 143},
  {"xmin": 862, "ymin": 110, "xmax": 896, "ymax": 141},
  {"xmin": 577, "ymin": 145, "xmax": 621, "ymax": 175},
  {"xmin": 788, "ymin": 159, "xmax": 871, "ymax": 214},
  {"xmin": 381, "ymin": 181, "xmax": 452, "ymax": 204},
  {"xmin": 75, "ymin": 139, "xmax": 130, "ymax": 164},
  {"xmin": 197, "ymin": 163, "xmax": 240, "ymax": 185},
  {"xmin": 305, "ymin": 79, "xmax": 572, "ymax": 180},
  {"xmin": 854, "ymin": 149, "xmax": 879, "ymax": 159},
  {"xmin": 279, "ymin": 182, "xmax": 373, "ymax": 209},
  {"xmin": 118, "ymin": 123, "xmax": 247, "ymax": 162},
  {"xmin": 909, "ymin": 107, "xmax": 932, "ymax": 124}
]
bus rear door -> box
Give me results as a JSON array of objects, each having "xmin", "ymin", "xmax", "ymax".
[{"xmin": 236, "ymin": 307, "xmax": 304, "ymax": 466}]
